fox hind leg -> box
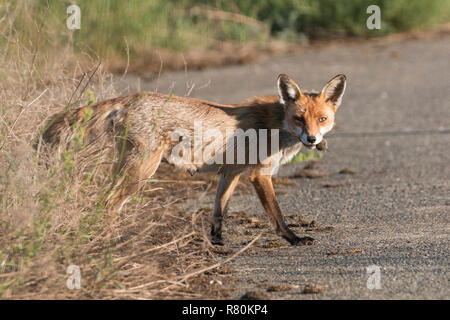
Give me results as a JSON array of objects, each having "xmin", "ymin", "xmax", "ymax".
[
  {"xmin": 107, "ymin": 147, "xmax": 164, "ymax": 215},
  {"xmin": 210, "ymin": 168, "xmax": 242, "ymax": 245}
]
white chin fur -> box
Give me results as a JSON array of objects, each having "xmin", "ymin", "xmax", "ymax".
[{"xmin": 303, "ymin": 144, "xmax": 316, "ymax": 149}]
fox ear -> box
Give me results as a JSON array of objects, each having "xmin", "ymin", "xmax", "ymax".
[
  {"xmin": 321, "ymin": 74, "xmax": 346, "ymax": 108},
  {"xmin": 277, "ymin": 74, "xmax": 301, "ymax": 105}
]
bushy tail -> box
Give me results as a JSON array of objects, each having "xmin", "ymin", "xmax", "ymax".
[
  {"xmin": 36, "ymin": 92, "xmax": 142, "ymax": 150},
  {"xmin": 35, "ymin": 92, "xmax": 152, "ymax": 214}
]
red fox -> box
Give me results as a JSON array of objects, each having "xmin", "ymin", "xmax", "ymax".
[{"xmin": 41, "ymin": 74, "xmax": 346, "ymax": 246}]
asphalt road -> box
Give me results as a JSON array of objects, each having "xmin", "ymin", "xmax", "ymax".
[{"xmin": 117, "ymin": 35, "xmax": 450, "ymax": 299}]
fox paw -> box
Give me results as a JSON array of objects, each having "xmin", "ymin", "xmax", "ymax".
[
  {"xmin": 210, "ymin": 236, "xmax": 224, "ymax": 246},
  {"xmin": 210, "ymin": 230, "xmax": 224, "ymax": 246},
  {"xmin": 289, "ymin": 236, "xmax": 317, "ymax": 246}
]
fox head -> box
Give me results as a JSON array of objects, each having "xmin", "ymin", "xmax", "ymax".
[{"xmin": 277, "ymin": 73, "xmax": 346, "ymax": 148}]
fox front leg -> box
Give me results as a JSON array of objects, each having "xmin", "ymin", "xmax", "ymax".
[{"xmin": 249, "ymin": 169, "xmax": 316, "ymax": 246}]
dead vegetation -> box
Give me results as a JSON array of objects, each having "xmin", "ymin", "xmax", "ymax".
[
  {"xmin": 0, "ymin": 24, "xmax": 254, "ymax": 300},
  {"xmin": 107, "ymin": 41, "xmax": 297, "ymax": 77},
  {"xmin": 302, "ymin": 283, "xmax": 327, "ymax": 294},
  {"xmin": 327, "ymin": 249, "xmax": 365, "ymax": 256}
]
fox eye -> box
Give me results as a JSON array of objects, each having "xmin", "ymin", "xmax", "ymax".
[
  {"xmin": 319, "ymin": 117, "xmax": 327, "ymax": 122},
  {"xmin": 293, "ymin": 116, "xmax": 303, "ymax": 122}
]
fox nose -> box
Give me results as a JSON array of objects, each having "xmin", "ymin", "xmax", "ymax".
[{"xmin": 307, "ymin": 136, "xmax": 316, "ymax": 144}]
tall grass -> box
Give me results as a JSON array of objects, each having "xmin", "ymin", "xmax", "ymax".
[
  {"xmin": 0, "ymin": 7, "xmax": 230, "ymax": 299},
  {"xmin": 2, "ymin": 0, "xmax": 449, "ymax": 66},
  {"xmin": 0, "ymin": 53, "xmax": 225, "ymax": 298}
]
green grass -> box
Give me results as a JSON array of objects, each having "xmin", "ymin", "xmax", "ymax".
[
  {"xmin": 227, "ymin": 0, "xmax": 450, "ymax": 39},
  {"xmin": 289, "ymin": 149, "xmax": 322, "ymax": 164},
  {"xmin": 2, "ymin": 0, "xmax": 450, "ymax": 64}
]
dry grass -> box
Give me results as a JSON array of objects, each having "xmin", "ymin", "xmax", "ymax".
[
  {"xmin": 0, "ymin": 20, "xmax": 248, "ymax": 300},
  {"xmin": 0, "ymin": 3, "xmax": 325, "ymax": 299}
]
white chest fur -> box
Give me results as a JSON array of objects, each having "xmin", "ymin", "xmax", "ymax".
[{"xmin": 280, "ymin": 143, "xmax": 302, "ymax": 165}]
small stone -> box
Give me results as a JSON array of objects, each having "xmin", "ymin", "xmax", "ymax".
[
  {"xmin": 240, "ymin": 290, "xmax": 271, "ymax": 300},
  {"xmin": 302, "ymin": 283, "xmax": 327, "ymax": 294}
]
